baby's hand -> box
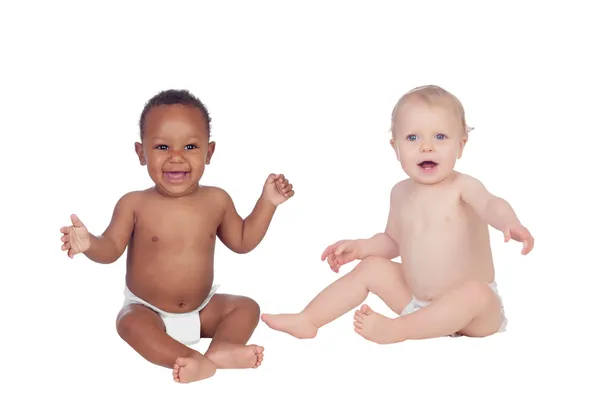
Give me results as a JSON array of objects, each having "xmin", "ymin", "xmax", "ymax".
[
  {"xmin": 503, "ymin": 223, "xmax": 534, "ymax": 255},
  {"xmin": 262, "ymin": 173, "xmax": 294, "ymax": 207},
  {"xmin": 60, "ymin": 214, "xmax": 91, "ymax": 258},
  {"xmin": 321, "ymin": 239, "xmax": 361, "ymax": 273}
]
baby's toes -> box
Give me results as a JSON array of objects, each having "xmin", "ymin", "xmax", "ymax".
[
  {"xmin": 175, "ymin": 357, "xmax": 188, "ymax": 367},
  {"xmin": 359, "ymin": 304, "xmax": 373, "ymax": 314}
]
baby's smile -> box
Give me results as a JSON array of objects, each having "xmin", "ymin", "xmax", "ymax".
[
  {"xmin": 163, "ymin": 171, "xmax": 190, "ymax": 182},
  {"xmin": 418, "ymin": 160, "xmax": 438, "ymax": 172}
]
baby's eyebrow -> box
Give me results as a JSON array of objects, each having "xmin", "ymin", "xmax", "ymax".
[
  {"xmin": 147, "ymin": 134, "xmax": 206, "ymax": 142},
  {"xmin": 145, "ymin": 135, "xmax": 165, "ymax": 141}
]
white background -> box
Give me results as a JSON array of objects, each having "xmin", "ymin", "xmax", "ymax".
[{"xmin": 1, "ymin": 1, "xmax": 599, "ymax": 414}]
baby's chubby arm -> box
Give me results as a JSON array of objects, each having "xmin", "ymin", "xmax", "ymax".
[
  {"xmin": 322, "ymin": 184, "xmax": 400, "ymax": 272},
  {"xmin": 216, "ymin": 174, "xmax": 293, "ymax": 254},
  {"xmin": 459, "ymin": 174, "xmax": 521, "ymax": 230},
  {"xmin": 459, "ymin": 174, "xmax": 534, "ymax": 254},
  {"xmin": 356, "ymin": 184, "xmax": 402, "ymax": 260},
  {"xmin": 215, "ymin": 188, "xmax": 277, "ymax": 254},
  {"xmin": 84, "ymin": 192, "xmax": 136, "ymax": 263}
]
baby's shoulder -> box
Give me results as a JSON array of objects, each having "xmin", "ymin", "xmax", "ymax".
[
  {"xmin": 112, "ymin": 188, "xmax": 168, "ymax": 214},
  {"xmin": 197, "ymin": 185, "xmax": 233, "ymax": 208},
  {"xmin": 452, "ymin": 171, "xmax": 486, "ymax": 192},
  {"xmin": 114, "ymin": 189, "xmax": 146, "ymax": 208},
  {"xmin": 199, "ymin": 185, "xmax": 229, "ymax": 199},
  {"xmin": 390, "ymin": 179, "xmax": 411, "ymax": 198}
]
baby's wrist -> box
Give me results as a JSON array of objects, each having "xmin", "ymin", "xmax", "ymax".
[
  {"xmin": 355, "ymin": 238, "xmax": 367, "ymax": 259},
  {"xmin": 258, "ymin": 194, "xmax": 278, "ymax": 210}
]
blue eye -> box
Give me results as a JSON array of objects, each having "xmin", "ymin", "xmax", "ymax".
[
  {"xmin": 436, "ymin": 134, "xmax": 446, "ymax": 140},
  {"xmin": 407, "ymin": 134, "xmax": 418, "ymax": 141},
  {"xmin": 185, "ymin": 144, "xmax": 198, "ymax": 150},
  {"xmin": 156, "ymin": 145, "xmax": 168, "ymax": 150}
]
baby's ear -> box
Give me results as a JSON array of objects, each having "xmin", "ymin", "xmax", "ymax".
[
  {"xmin": 390, "ymin": 138, "xmax": 400, "ymax": 160},
  {"xmin": 206, "ymin": 141, "xmax": 216, "ymax": 164},
  {"xmin": 457, "ymin": 135, "xmax": 468, "ymax": 158},
  {"xmin": 134, "ymin": 142, "xmax": 146, "ymax": 165}
]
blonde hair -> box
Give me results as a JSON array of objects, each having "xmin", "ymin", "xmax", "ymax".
[{"xmin": 390, "ymin": 85, "xmax": 474, "ymax": 136}]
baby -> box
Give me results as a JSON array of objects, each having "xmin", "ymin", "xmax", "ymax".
[
  {"xmin": 60, "ymin": 90, "xmax": 294, "ymax": 383},
  {"xmin": 262, "ymin": 85, "xmax": 533, "ymax": 344}
]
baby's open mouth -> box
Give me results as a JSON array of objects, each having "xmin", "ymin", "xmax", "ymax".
[
  {"xmin": 164, "ymin": 172, "xmax": 189, "ymax": 181},
  {"xmin": 418, "ymin": 161, "xmax": 438, "ymax": 169}
]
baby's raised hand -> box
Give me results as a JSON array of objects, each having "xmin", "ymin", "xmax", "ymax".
[
  {"xmin": 321, "ymin": 239, "xmax": 361, "ymax": 273},
  {"xmin": 262, "ymin": 173, "xmax": 294, "ymax": 207},
  {"xmin": 503, "ymin": 223, "xmax": 534, "ymax": 255},
  {"xmin": 60, "ymin": 214, "xmax": 91, "ymax": 258}
]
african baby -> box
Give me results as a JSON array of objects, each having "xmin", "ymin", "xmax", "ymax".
[
  {"xmin": 262, "ymin": 85, "xmax": 533, "ymax": 344},
  {"xmin": 60, "ymin": 90, "xmax": 294, "ymax": 383}
]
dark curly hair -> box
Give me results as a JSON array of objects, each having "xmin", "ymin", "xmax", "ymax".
[{"xmin": 139, "ymin": 89, "xmax": 212, "ymax": 139}]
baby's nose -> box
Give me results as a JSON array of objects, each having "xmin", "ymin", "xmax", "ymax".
[
  {"xmin": 420, "ymin": 141, "xmax": 434, "ymax": 152},
  {"xmin": 170, "ymin": 150, "xmax": 185, "ymax": 161}
]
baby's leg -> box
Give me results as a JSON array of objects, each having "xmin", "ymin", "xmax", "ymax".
[
  {"xmin": 116, "ymin": 305, "xmax": 216, "ymax": 383},
  {"xmin": 261, "ymin": 256, "xmax": 412, "ymax": 338},
  {"xmin": 354, "ymin": 280, "xmax": 503, "ymax": 344},
  {"xmin": 199, "ymin": 294, "xmax": 264, "ymax": 369}
]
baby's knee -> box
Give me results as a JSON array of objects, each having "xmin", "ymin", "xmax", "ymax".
[
  {"xmin": 234, "ymin": 296, "xmax": 261, "ymax": 318},
  {"xmin": 355, "ymin": 256, "xmax": 396, "ymax": 279},
  {"xmin": 116, "ymin": 311, "xmax": 136, "ymax": 339},
  {"xmin": 115, "ymin": 305, "xmax": 161, "ymax": 339},
  {"xmin": 358, "ymin": 256, "xmax": 392, "ymax": 269},
  {"xmin": 461, "ymin": 280, "xmax": 497, "ymax": 308}
]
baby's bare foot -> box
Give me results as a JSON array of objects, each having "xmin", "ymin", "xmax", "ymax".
[
  {"xmin": 205, "ymin": 343, "xmax": 264, "ymax": 369},
  {"xmin": 353, "ymin": 304, "xmax": 401, "ymax": 344},
  {"xmin": 172, "ymin": 354, "xmax": 217, "ymax": 383},
  {"xmin": 261, "ymin": 313, "xmax": 318, "ymax": 339}
]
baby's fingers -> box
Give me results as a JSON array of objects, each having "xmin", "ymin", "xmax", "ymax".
[
  {"xmin": 336, "ymin": 256, "xmax": 351, "ymax": 268},
  {"xmin": 334, "ymin": 242, "xmax": 349, "ymax": 257},
  {"xmin": 327, "ymin": 254, "xmax": 336, "ymax": 269},
  {"xmin": 321, "ymin": 243, "xmax": 338, "ymax": 261},
  {"xmin": 62, "ymin": 242, "xmax": 70, "ymax": 252},
  {"xmin": 522, "ymin": 237, "xmax": 534, "ymax": 255},
  {"xmin": 282, "ymin": 183, "xmax": 293, "ymax": 193}
]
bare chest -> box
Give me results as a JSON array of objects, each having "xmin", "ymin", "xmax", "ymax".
[
  {"xmin": 132, "ymin": 202, "xmax": 221, "ymax": 250},
  {"xmin": 396, "ymin": 188, "xmax": 467, "ymax": 235}
]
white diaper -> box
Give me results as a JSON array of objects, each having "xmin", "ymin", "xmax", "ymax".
[
  {"xmin": 399, "ymin": 281, "xmax": 507, "ymax": 337},
  {"xmin": 122, "ymin": 285, "xmax": 219, "ymax": 345}
]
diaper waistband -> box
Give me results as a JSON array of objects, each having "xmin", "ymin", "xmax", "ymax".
[{"xmin": 123, "ymin": 285, "xmax": 219, "ymax": 318}]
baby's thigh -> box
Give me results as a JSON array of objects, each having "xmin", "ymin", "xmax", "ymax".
[
  {"xmin": 458, "ymin": 283, "xmax": 503, "ymax": 337},
  {"xmin": 357, "ymin": 256, "xmax": 412, "ymax": 313},
  {"xmin": 116, "ymin": 304, "xmax": 165, "ymax": 341}
]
